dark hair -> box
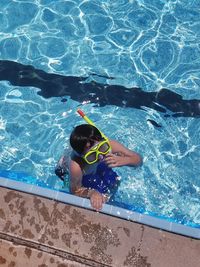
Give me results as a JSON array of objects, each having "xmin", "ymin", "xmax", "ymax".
[{"xmin": 70, "ymin": 124, "xmax": 102, "ymax": 154}]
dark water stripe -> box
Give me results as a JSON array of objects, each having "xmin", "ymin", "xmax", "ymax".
[{"xmin": 0, "ymin": 60, "xmax": 200, "ymax": 118}]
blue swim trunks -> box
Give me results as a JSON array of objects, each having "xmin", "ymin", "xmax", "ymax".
[{"xmin": 82, "ymin": 162, "xmax": 119, "ymax": 194}]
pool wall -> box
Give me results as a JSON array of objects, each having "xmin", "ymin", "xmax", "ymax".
[{"xmin": 0, "ymin": 176, "xmax": 199, "ymax": 239}]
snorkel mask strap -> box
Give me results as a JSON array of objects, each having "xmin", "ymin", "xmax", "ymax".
[{"xmin": 77, "ymin": 109, "xmax": 107, "ymax": 139}]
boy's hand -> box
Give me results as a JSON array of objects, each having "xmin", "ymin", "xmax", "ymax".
[
  {"xmin": 89, "ymin": 190, "xmax": 106, "ymax": 211},
  {"xmin": 104, "ymin": 153, "xmax": 125, "ymax": 168}
]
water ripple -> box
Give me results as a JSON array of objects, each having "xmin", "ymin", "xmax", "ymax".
[{"xmin": 0, "ymin": 0, "xmax": 199, "ymax": 96}]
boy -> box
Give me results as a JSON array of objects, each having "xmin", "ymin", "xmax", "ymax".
[{"xmin": 56, "ymin": 123, "xmax": 142, "ymax": 211}]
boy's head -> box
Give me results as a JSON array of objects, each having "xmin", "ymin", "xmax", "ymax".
[{"xmin": 70, "ymin": 124, "xmax": 102, "ymax": 155}]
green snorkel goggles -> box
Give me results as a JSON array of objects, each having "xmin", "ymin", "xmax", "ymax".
[{"xmin": 77, "ymin": 109, "xmax": 111, "ymax": 164}]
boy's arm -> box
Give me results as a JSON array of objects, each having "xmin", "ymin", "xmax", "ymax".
[
  {"xmin": 69, "ymin": 160, "xmax": 92, "ymax": 197},
  {"xmin": 104, "ymin": 139, "xmax": 142, "ymax": 167},
  {"xmin": 69, "ymin": 160, "xmax": 107, "ymax": 210}
]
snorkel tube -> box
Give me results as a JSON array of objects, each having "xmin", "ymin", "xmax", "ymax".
[{"xmin": 77, "ymin": 109, "xmax": 107, "ymax": 139}]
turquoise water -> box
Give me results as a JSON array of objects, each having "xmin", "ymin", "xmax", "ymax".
[{"xmin": 0, "ymin": 0, "xmax": 200, "ymax": 227}]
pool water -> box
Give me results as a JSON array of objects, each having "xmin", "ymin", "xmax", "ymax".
[{"xmin": 0, "ymin": 0, "xmax": 200, "ymax": 228}]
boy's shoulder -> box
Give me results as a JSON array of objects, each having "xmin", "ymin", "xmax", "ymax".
[{"xmin": 69, "ymin": 152, "xmax": 84, "ymax": 168}]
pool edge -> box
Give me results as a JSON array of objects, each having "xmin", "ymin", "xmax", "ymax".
[{"xmin": 0, "ymin": 176, "xmax": 199, "ymax": 239}]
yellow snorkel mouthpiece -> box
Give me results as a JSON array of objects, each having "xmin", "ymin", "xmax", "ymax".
[{"xmin": 77, "ymin": 109, "xmax": 107, "ymax": 139}]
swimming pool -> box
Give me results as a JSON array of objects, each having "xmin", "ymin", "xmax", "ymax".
[{"xmin": 0, "ymin": 1, "xmax": 200, "ymax": 237}]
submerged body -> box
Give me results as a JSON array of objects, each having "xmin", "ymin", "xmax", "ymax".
[{"xmin": 82, "ymin": 161, "xmax": 118, "ymax": 194}]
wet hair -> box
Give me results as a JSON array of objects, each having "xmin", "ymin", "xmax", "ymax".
[{"xmin": 70, "ymin": 124, "xmax": 102, "ymax": 154}]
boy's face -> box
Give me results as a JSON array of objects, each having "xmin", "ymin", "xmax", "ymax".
[{"xmin": 82, "ymin": 139, "xmax": 111, "ymax": 164}]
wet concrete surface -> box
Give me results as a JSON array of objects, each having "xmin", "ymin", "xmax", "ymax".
[
  {"xmin": 0, "ymin": 186, "xmax": 199, "ymax": 267},
  {"xmin": 0, "ymin": 238, "xmax": 88, "ymax": 267}
]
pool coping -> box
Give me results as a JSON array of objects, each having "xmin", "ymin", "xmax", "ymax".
[{"xmin": 0, "ymin": 176, "xmax": 199, "ymax": 239}]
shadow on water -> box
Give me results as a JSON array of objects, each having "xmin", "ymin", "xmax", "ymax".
[{"xmin": 0, "ymin": 60, "xmax": 200, "ymax": 121}]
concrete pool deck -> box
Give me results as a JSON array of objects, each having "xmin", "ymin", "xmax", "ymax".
[{"xmin": 0, "ymin": 186, "xmax": 199, "ymax": 267}]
